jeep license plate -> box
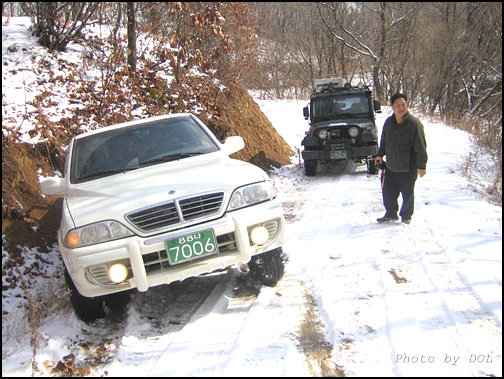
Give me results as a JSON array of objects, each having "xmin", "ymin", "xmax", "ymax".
[
  {"xmin": 330, "ymin": 150, "xmax": 347, "ymax": 159},
  {"xmin": 166, "ymin": 229, "xmax": 218, "ymax": 265}
]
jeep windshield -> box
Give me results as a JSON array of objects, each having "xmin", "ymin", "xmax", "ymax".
[
  {"xmin": 70, "ymin": 116, "xmax": 219, "ymax": 184},
  {"xmin": 311, "ymin": 94, "xmax": 370, "ymax": 122}
]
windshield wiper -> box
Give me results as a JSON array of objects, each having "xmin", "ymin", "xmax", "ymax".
[
  {"xmin": 139, "ymin": 152, "xmax": 204, "ymax": 166},
  {"xmin": 78, "ymin": 166, "xmax": 139, "ymax": 182}
]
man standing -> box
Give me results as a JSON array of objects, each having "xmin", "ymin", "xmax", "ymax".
[{"xmin": 374, "ymin": 93, "xmax": 427, "ymax": 224}]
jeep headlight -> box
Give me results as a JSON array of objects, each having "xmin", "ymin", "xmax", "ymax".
[
  {"xmin": 316, "ymin": 129, "xmax": 328, "ymax": 140},
  {"xmin": 359, "ymin": 121, "xmax": 374, "ymax": 132},
  {"xmin": 228, "ymin": 181, "xmax": 277, "ymax": 211},
  {"xmin": 348, "ymin": 126, "xmax": 360, "ymax": 137},
  {"xmin": 64, "ymin": 220, "xmax": 134, "ymax": 248}
]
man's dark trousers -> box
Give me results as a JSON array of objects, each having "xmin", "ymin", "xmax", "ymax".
[{"xmin": 382, "ymin": 169, "xmax": 418, "ymax": 220}]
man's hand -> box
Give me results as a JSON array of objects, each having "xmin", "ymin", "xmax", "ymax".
[
  {"xmin": 375, "ymin": 156, "xmax": 383, "ymax": 165},
  {"xmin": 417, "ymin": 169, "xmax": 426, "ymax": 178}
]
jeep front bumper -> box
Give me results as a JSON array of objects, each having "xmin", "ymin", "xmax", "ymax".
[{"xmin": 302, "ymin": 145, "xmax": 378, "ymax": 161}]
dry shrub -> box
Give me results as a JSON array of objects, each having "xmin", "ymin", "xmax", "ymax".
[
  {"xmin": 455, "ymin": 117, "xmax": 502, "ymax": 205},
  {"xmin": 2, "ymin": 276, "xmax": 70, "ymax": 361}
]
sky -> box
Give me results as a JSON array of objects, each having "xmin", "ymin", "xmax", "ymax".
[{"xmin": 2, "ymin": 16, "xmax": 502, "ymax": 377}]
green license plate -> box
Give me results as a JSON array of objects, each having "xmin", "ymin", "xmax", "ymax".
[
  {"xmin": 165, "ymin": 229, "xmax": 218, "ymax": 265},
  {"xmin": 330, "ymin": 150, "xmax": 347, "ymax": 159}
]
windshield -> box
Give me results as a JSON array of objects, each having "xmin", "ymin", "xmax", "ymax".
[
  {"xmin": 70, "ymin": 116, "xmax": 219, "ymax": 184},
  {"xmin": 312, "ymin": 94, "xmax": 370, "ymax": 120}
]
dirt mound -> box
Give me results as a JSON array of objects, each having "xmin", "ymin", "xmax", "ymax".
[
  {"xmin": 201, "ymin": 84, "xmax": 293, "ymax": 169},
  {"xmin": 2, "ymin": 141, "xmax": 64, "ymax": 255},
  {"xmin": 1, "ymin": 83, "xmax": 293, "ymax": 257}
]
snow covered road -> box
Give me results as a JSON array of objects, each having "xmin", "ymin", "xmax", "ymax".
[{"xmin": 100, "ymin": 269, "xmax": 327, "ymax": 377}]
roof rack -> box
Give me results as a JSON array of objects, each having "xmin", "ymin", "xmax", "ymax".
[{"xmin": 312, "ymin": 78, "xmax": 371, "ymax": 96}]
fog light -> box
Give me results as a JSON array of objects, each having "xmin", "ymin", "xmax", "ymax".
[
  {"xmin": 108, "ymin": 263, "xmax": 128, "ymax": 283},
  {"xmin": 251, "ymin": 226, "xmax": 269, "ymax": 245}
]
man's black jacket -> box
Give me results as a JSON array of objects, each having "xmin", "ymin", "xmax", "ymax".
[{"xmin": 377, "ymin": 112, "xmax": 428, "ymax": 172}]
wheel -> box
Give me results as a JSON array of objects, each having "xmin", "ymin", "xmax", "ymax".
[
  {"xmin": 304, "ymin": 160, "xmax": 317, "ymax": 176},
  {"xmin": 367, "ymin": 158, "xmax": 378, "ymax": 175},
  {"xmin": 64, "ymin": 266, "xmax": 131, "ymax": 323},
  {"xmin": 248, "ymin": 248, "xmax": 285, "ymax": 287}
]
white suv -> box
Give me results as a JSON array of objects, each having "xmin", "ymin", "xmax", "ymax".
[{"xmin": 41, "ymin": 113, "xmax": 286, "ymax": 322}]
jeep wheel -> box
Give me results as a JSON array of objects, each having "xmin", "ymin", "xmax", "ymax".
[
  {"xmin": 64, "ymin": 266, "xmax": 131, "ymax": 323},
  {"xmin": 367, "ymin": 158, "xmax": 379, "ymax": 175},
  {"xmin": 304, "ymin": 160, "xmax": 317, "ymax": 176},
  {"xmin": 248, "ymin": 248, "xmax": 285, "ymax": 287}
]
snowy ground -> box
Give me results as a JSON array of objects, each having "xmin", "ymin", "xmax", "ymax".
[
  {"xmin": 259, "ymin": 98, "xmax": 502, "ymax": 377},
  {"xmin": 2, "ymin": 17, "xmax": 502, "ymax": 377}
]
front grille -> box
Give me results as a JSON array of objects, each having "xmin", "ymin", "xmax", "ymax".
[
  {"xmin": 127, "ymin": 202, "xmax": 179, "ymax": 231},
  {"xmin": 179, "ymin": 192, "xmax": 224, "ymax": 221},
  {"xmin": 127, "ymin": 191, "xmax": 225, "ymax": 232},
  {"xmin": 331, "ymin": 139, "xmax": 345, "ymax": 150}
]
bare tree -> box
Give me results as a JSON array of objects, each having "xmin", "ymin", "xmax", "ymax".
[
  {"xmin": 20, "ymin": 2, "xmax": 100, "ymax": 51},
  {"xmin": 317, "ymin": 2, "xmax": 422, "ymax": 102},
  {"xmin": 126, "ymin": 2, "xmax": 137, "ymax": 72},
  {"xmin": 250, "ymin": 2, "xmax": 348, "ymax": 98}
]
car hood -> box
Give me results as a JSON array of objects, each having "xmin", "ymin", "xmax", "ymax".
[
  {"xmin": 312, "ymin": 117, "xmax": 374, "ymax": 129},
  {"xmin": 65, "ymin": 154, "xmax": 267, "ymax": 229}
]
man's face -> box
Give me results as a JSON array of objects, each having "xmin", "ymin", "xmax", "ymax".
[{"xmin": 392, "ymin": 97, "xmax": 408, "ymax": 118}]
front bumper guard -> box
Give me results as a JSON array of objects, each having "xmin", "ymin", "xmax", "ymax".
[
  {"xmin": 68, "ymin": 200, "xmax": 286, "ymax": 297},
  {"xmin": 302, "ymin": 145, "xmax": 378, "ymax": 161}
]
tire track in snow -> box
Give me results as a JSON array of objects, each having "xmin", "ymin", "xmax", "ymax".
[
  {"xmin": 378, "ymin": 222, "xmax": 501, "ymax": 376},
  {"xmin": 145, "ymin": 270, "xmax": 259, "ymax": 376},
  {"xmin": 100, "ymin": 272, "xmax": 231, "ymax": 376},
  {"xmin": 281, "ymin": 159, "xmax": 501, "ymax": 377}
]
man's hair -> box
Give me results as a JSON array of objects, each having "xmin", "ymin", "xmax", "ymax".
[{"xmin": 390, "ymin": 93, "xmax": 407, "ymax": 106}]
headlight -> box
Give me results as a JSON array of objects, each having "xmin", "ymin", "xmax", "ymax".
[
  {"xmin": 361, "ymin": 121, "xmax": 374, "ymax": 132},
  {"xmin": 64, "ymin": 220, "xmax": 134, "ymax": 248},
  {"xmin": 316, "ymin": 129, "xmax": 328, "ymax": 140},
  {"xmin": 348, "ymin": 126, "xmax": 359, "ymax": 137},
  {"xmin": 228, "ymin": 181, "xmax": 277, "ymax": 211}
]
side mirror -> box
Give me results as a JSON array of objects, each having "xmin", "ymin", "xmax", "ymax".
[
  {"xmin": 374, "ymin": 100, "xmax": 382, "ymax": 113},
  {"xmin": 303, "ymin": 106, "xmax": 309, "ymax": 120},
  {"xmin": 223, "ymin": 136, "xmax": 245, "ymax": 155},
  {"xmin": 40, "ymin": 176, "xmax": 65, "ymax": 195}
]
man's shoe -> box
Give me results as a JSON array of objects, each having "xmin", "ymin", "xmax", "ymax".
[
  {"xmin": 401, "ymin": 218, "xmax": 411, "ymax": 224},
  {"xmin": 377, "ymin": 215, "xmax": 399, "ymax": 223}
]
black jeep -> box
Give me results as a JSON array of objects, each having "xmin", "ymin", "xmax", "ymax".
[{"xmin": 301, "ymin": 78, "xmax": 382, "ymax": 176}]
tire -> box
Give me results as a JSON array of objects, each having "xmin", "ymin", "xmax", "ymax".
[
  {"xmin": 64, "ymin": 266, "xmax": 131, "ymax": 323},
  {"xmin": 248, "ymin": 248, "xmax": 285, "ymax": 287},
  {"xmin": 367, "ymin": 158, "xmax": 378, "ymax": 175},
  {"xmin": 304, "ymin": 160, "xmax": 317, "ymax": 176}
]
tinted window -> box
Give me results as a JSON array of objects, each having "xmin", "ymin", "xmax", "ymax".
[{"xmin": 312, "ymin": 94, "xmax": 369, "ymax": 119}]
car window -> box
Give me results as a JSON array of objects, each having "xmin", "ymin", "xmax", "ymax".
[
  {"xmin": 70, "ymin": 116, "xmax": 220, "ymax": 184},
  {"xmin": 312, "ymin": 94, "xmax": 369, "ymax": 119}
]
